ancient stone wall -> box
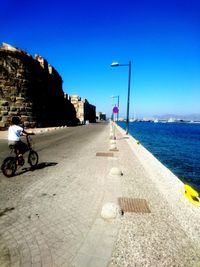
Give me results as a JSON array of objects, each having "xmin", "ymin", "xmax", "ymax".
[
  {"xmin": 84, "ymin": 99, "xmax": 96, "ymax": 123},
  {"xmin": 96, "ymin": 112, "xmax": 106, "ymax": 121},
  {"xmin": 0, "ymin": 43, "xmax": 77, "ymax": 128},
  {"xmin": 70, "ymin": 95, "xmax": 84, "ymax": 123},
  {"xmin": 69, "ymin": 95, "xmax": 96, "ymax": 123}
]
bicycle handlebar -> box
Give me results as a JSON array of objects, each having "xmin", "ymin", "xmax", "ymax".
[{"xmin": 25, "ymin": 134, "xmax": 35, "ymax": 148}]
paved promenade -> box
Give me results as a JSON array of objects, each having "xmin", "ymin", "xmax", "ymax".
[{"xmin": 0, "ymin": 122, "xmax": 200, "ymax": 267}]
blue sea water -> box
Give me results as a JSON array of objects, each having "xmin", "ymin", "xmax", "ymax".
[{"xmin": 118, "ymin": 121, "xmax": 200, "ymax": 189}]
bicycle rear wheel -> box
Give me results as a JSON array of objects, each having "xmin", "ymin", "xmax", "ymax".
[
  {"xmin": 1, "ymin": 157, "xmax": 17, "ymax": 177},
  {"xmin": 28, "ymin": 150, "xmax": 39, "ymax": 167}
]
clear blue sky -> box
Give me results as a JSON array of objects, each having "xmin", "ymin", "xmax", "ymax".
[{"xmin": 1, "ymin": 0, "xmax": 200, "ymax": 118}]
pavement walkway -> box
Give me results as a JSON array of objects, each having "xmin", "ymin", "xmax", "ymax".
[{"xmin": 0, "ymin": 122, "xmax": 200, "ymax": 267}]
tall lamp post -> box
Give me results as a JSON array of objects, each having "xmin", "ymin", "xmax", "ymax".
[
  {"xmin": 111, "ymin": 95, "xmax": 120, "ymax": 121},
  {"xmin": 111, "ymin": 61, "xmax": 131, "ymax": 134}
]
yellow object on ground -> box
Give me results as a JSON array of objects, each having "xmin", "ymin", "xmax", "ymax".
[{"xmin": 184, "ymin": 184, "xmax": 200, "ymax": 206}]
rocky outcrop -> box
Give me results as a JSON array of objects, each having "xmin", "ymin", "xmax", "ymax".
[{"xmin": 0, "ymin": 43, "xmax": 77, "ymax": 128}]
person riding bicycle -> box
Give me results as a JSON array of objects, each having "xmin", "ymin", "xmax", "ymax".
[{"xmin": 8, "ymin": 116, "xmax": 34, "ymax": 163}]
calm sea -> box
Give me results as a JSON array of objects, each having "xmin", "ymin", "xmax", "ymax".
[{"xmin": 118, "ymin": 121, "xmax": 200, "ymax": 189}]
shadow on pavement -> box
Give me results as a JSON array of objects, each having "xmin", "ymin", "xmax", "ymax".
[
  {"xmin": 16, "ymin": 162, "xmax": 58, "ymax": 176},
  {"xmin": 33, "ymin": 162, "xmax": 58, "ymax": 169}
]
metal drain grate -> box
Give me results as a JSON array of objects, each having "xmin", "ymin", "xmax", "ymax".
[
  {"xmin": 118, "ymin": 197, "xmax": 151, "ymax": 213},
  {"xmin": 96, "ymin": 152, "xmax": 114, "ymax": 157}
]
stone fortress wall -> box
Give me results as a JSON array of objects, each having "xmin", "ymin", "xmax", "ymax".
[
  {"xmin": 0, "ymin": 43, "xmax": 96, "ymax": 129},
  {"xmin": 69, "ymin": 95, "xmax": 96, "ymax": 124}
]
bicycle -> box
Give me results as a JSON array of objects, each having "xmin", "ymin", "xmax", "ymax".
[{"xmin": 1, "ymin": 134, "xmax": 39, "ymax": 177}]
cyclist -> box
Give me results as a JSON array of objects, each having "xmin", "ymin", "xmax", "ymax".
[{"xmin": 8, "ymin": 116, "xmax": 34, "ymax": 164}]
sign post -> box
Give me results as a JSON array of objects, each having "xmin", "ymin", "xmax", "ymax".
[
  {"xmin": 112, "ymin": 106, "xmax": 119, "ymax": 115},
  {"xmin": 112, "ymin": 106, "xmax": 119, "ymax": 139}
]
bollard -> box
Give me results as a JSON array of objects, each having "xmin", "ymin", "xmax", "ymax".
[
  {"xmin": 109, "ymin": 167, "xmax": 123, "ymax": 176},
  {"xmin": 101, "ymin": 203, "xmax": 122, "ymax": 219},
  {"xmin": 109, "ymin": 134, "xmax": 114, "ymax": 140},
  {"xmin": 110, "ymin": 143, "xmax": 117, "ymax": 150}
]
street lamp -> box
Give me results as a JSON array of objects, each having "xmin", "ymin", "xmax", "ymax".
[
  {"xmin": 111, "ymin": 60, "xmax": 131, "ymax": 134},
  {"xmin": 111, "ymin": 95, "xmax": 120, "ymax": 121}
]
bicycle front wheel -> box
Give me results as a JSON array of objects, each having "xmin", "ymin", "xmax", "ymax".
[
  {"xmin": 28, "ymin": 150, "xmax": 39, "ymax": 167},
  {"xmin": 1, "ymin": 157, "xmax": 17, "ymax": 177}
]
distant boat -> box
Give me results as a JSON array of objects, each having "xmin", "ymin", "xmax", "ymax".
[{"xmin": 154, "ymin": 119, "xmax": 159, "ymax": 123}]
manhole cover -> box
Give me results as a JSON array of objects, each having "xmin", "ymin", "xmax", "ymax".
[
  {"xmin": 96, "ymin": 152, "xmax": 114, "ymax": 157},
  {"xmin": 118, "ymin": 198, "xmax": 151, "ymax": 213}
]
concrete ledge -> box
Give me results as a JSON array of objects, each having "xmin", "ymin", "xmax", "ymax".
[{"xmin": 115, "ymin": 122, "xmax": 200, "ymax": 247}]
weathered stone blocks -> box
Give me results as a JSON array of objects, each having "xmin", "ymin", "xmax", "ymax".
[
  {"xmin": 0, "ymin": 100, "xmax": 9, "ymax": 106},
  {"xmin": 1, "ymin": 111, "xmax": 8, "ymax": 116},
  {"xmin": 0, "ymin": 43, "xmax": 78, "ymax": 128},
  {"xmin": 10, "ymin": 106, "xmax": 17, "ymax": 111}
]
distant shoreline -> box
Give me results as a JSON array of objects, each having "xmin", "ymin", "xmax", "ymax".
[{"xmin": 118, "ymin": 119, "xmax": 200, "ymax": 124}]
